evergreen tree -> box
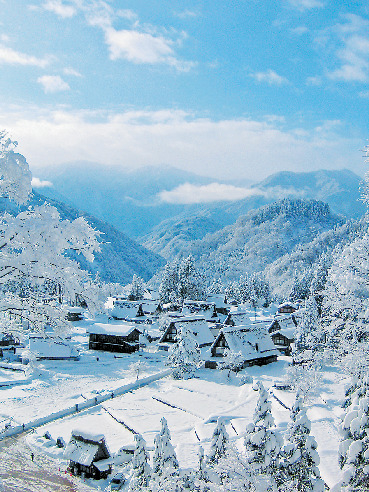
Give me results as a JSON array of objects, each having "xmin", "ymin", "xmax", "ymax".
[
  {"xmin": 279, "ymin": 398, "xmax": 324, "ymax": 491},
  {"xmin": 178, "ymin": 255, "xmax": 206, "ymax": 302},
  {"xmin": 159, "ymin": 260, "xmax": 179, "ymax": 304},
  {"xmin": 168, "ymin": 323, "xmax": 201, "ymax": 379},
  {"xmin": 339, "ymin": 376, "xmax": 369, "ymax": 490},
  {"xmin": 295, "ymin": 295, "xmax": 321, "ymax": 354},
  {"xmin": 129, "ymin": 433, "xmax": 151, "ymax": 490},
  {"xmin": 207, "ymin": 417, "xmax": 229, "ymax": 465},
  {"xmin": 244, "ymin": 382, "xmax": 282, "ymax": 479},
  {"xmin": 152, "ymin": 417, "xmax": 179, "ymax": 477},
  {"xmin": 128, "ymin": 274, "xmax": 145, "ymax": 300}
]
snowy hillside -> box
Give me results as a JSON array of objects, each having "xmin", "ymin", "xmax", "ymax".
[
  {"xmin": 148, "ymin": 199, "xmax": 345, "ymax": 285},
  {"xmin": 0, "ymin": 191, "xmax": 165, "ymax": 284}
]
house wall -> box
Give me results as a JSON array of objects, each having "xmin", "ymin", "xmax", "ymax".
[{"xmin": 89, "ymin": 333, "xmax": 139, "ymax": 353}]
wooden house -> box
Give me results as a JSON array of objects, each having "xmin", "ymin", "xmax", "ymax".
[
  {"xmin": 0, "ymin": 333, "xmax": 21, "ymax": 359},
  {"xmin": 277, "ymin": 302, "xmax": 298, "ymax": 314},
  {"xmin": 181, "ymin": 299, "xmax": 218, "ymax": 320},
  {"xmin": 224, "ymin": 310, "xmax": 251, "ymax": 327},
  {"xmin": 110, "ymin": 299, "xmax": 145, "ymax": 322},
  {"xmin": 158, "ymin": 316, "xmax": 214, "ymax": 351},
  {"xmin": 64, "ymin": 430, "xmax": 112, "ymax": 479},
  {"xmin": 66, "ymin": 306, "xmax": 84, "ymax": 321},
  {"xmin": 207, "ymin": 294, "xmax": 230, "ymax": 316},
  {"xmin": 268, "ymin": 316, "xmax": 296, "ymax": 355},
  {"xmin": 206, "ymin": 323, "xmax": 278, "ymax": 369},
  {"xmin": 88, "ymin": 323, "xmax": 142, "ymax": 354}
]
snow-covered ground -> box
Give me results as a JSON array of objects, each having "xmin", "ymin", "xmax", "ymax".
[{"xmin": 0, "ymin": 319, "xmax": 349, "ymax": 490}]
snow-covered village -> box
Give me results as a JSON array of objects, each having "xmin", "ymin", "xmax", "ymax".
[{"xmin": 2, "ymin": 2, "xmax": 369, "ymax": 491}]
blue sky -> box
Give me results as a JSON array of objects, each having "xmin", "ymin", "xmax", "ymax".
[{"xmin": 1, "ymin": 0, "xmax": 369, "ymax": 181}]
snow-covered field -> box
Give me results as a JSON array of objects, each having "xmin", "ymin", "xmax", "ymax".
[{"xmin": 0, "ymin": 320, "xmax": 349, "ymax": 491}]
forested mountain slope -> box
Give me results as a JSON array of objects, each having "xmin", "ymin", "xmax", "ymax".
[
  {"xmin": 0, "ymin": 191, "xmax": 165, "ymax": 285},
  {"xmin": 151, "ymin": 199, "xmax": 345, "ymax": 285}
]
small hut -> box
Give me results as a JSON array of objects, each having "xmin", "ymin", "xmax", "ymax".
[{"xmin": 64, "ymin": 430, "xmax": 112, "ymax": 479}]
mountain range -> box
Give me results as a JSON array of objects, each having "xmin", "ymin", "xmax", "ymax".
[{"xmin": 35, "ymin": 165, "xmax": 366, "ymax": 245}]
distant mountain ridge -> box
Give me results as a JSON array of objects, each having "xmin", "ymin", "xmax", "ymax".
[{"xmin": 35, "ymin": 165, "xmax": 366, "ymax": 245}]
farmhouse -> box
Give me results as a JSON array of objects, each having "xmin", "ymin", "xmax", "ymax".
[
  {"xmin": 158, "ymin": 315, "xmax": 214, "ymax": 351},
  {"xmin": 21, "ymin": 334, "xmax": 79, "ymax": 362},
  {"xmin": 88, "ymin": 323, "xmax": 142, "ymax": 354},
  {"xmin": 277, "ymin": 301, "xmax": 298, "ymax": 314},
  {"xmin": 0, "ymin": 333, "xmax": 21, "ymax": 359},
  {"xmin": 110, "ymin": 298, "xmax": 145, "ymax": 322},
  {"xmin": 224, "ymin": 309, "xmax": 252, "ymax": 327},
  {"xmin": 64, "ymin": 430, "xmax": 112, "ymax": 480},
  {"xmin": 206, "ymin": 324, "xmax": 278, "ymax": 369},
  {"xmin": 66, "ymin": 306, "xmax": 84, "ymax": 321},
  {"xmin": 268, "ymin": 317, "xmax": 296, "ymax": 355}
]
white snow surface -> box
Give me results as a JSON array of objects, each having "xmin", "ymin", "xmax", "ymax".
[{"xmin": 0, "ymin": 318, "xmax": 348, "ymax": 490}]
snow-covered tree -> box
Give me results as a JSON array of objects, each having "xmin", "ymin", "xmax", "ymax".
[
  {"xmin": 244, "ymin": 382, "xmax": 282, "ymax": 480},
  {"xmin": 207, "ymin": 417, "xmax": 229, "ymax": 465},
  {"xmin": 0, "ymin": 132, "xmax": 32, "ymax": 204},
  {"xmin": 279, "ymin": 399, "xmax": 324, "ymax": 491},
  {"xmin": 153, "ymin": 417, "xmax": 179, "ymax": 477},
  {"xmin": 220, "ymin": 349, "xmax": 244, "ymax": 376},
  {"xmin": 178, "ymin": 255, "xmax": 206, "ymax": 302},
  {"xmin": 338, "ymin": 375, "xmax": 369, "ymax": 490},
  {"xmin": 129, "ymin": 433, "xmax": 151, "ymax": 490},
  {"xmin": 0, "ymin": 133, "xmax": 102, "ymax": 334},
  {"xmin": 167, "ymin": 323, "xmax": 201, "ymax": 379},
  {"xmin": 128, "ymin": 274, "xmax": 145, "ymax": 301},
  {"xmin": 294, "ymin": 296, "xmax": 319, "ymax": 352},
  {"xmin": 159, "ymin": 260, "xmax": 180, "ymax": 304}
]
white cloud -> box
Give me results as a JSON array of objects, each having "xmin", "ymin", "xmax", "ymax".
[
  {"xmin": 0, "ymin": 44, "xmax": 49, "ymax": 67},
  {"xmin": 37, "ymin": 75, "xmax": 70, "ymax": 93},
  {"xmin": 320, "ymin": 15, "xmax": 369, "ymax": 83},
  {"xmin": 159, "ymin": 183, "xmax": 264, "ymax": 204},
  {"xmin": 63, "ymin": 67, "xmax": 82, "ymax": 77},
  {"xmin": 43, "ymin": 0, "xmax": 76, "ymax": 18},
  {"xmin": 31, "ymin": 177, "xmax": 53, "ymax": 188},
  {"xmin": 288, "ymin": 0, "xmax": 324, "ymax": 10},
  {"xmin": 290, "ymin": 26, "xmax": 309, "ymax": 35},
  {"xmin": 0, "ymin": 108, "xmax": 362, "ymax": 181},
  {"xmin": 251, "ymin": 69, "xmax": 289, "ymax": 85},
  {"xmin": 104, "ymin": 27, "xmax": 195, "ymax": 71}
]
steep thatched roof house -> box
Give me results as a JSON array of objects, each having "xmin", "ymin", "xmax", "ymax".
[
  {"xmin": 206, "ymin": 323, "xmax": 278, "ymax": 369},
  {"xmin": 158, "ymin": 315, "xmax": 214, "ymax": 351},
  {"xmin": 64, "ymin": 430, "xmax": 112, "ymax": 479},
  {"xmin": 268, "ymin": 316, "xmax": 296, "ymax": 355}
]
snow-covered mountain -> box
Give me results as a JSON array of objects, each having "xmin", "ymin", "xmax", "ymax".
[
  {"xmin": 36, "ymin": 163, "xmax": 217, "ymax": 238},
  {"xmin": 36, "ymin": 165, "xmax": 365, "ymax": 244},
  {"xmin": 148, "ymin": 199, "xmax": 345, "ymax": 284},
  {"xmin": 0, "ymin": 191, "xmax": 165, "ymax": 285}
]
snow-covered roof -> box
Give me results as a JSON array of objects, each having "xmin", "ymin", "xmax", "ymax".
[
  {"xmin": 160, "ymin": 316, "xmax": 214, "ymax": 347},
  {"xmin": 224, "ymin": 311, "xmax": 252, "ymax": 326},
  {"xmin": 273, "ymin": 316, "xmax": 297, "ymax": 330},
  {"xmin": 67, "ymin": 306, "xmax": 83, "ymax": 313},
  {"xmin": 87, "ymin": 323, "xmax": 141, "ymax": 337},
  {"xmin": 27, "ymin": 337, "xmax": 79, "ymax": 359},
  {"xmin": 64, "ymin": 440, "xmax": 99, "ymax": 466},
  {"xmin": 212, "ymin": 325, "xmax": 278, "ymax": 360},
  {"xmin": 271, "ymin": 327, "xmax": 295, "ymax": 340},
  {"xmin": 64, "ymin": 429, "xmax": 108, "ymax": 466}
]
